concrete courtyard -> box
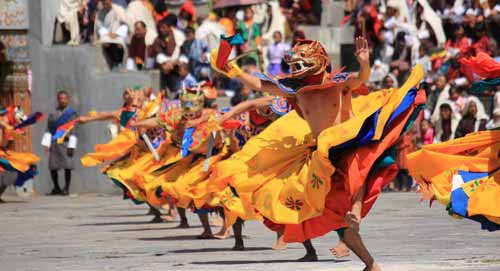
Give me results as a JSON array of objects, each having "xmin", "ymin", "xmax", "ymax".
[{"xmin": 1, "ymin": 193, "xmax": 499, "ymax": 271}]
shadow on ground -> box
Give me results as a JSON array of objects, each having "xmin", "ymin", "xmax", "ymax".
[
  {"xmin": 191, "ymin": 259, "xmax": 350, "ymax": 265},
  {"xmin": 170, "ymin": 247, "xmax": 272, "ymax": 253}
]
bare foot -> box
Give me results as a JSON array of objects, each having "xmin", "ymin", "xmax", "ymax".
[
  {"xmin": 161, "ymin": 215, "xmax": 174, "ymax": 222},
  {"xmin": 272, "ymin": 235, "xmax": 288, "ymax": 250},
  {"xmin": 329, "ymin": 240, "xmax": 350, "ymax": 258},
  {"xmin": 363, "ymin": 262, "xmax": 381, "ymax": 271},
  {"xmin": 214, "ymin": 228, "xmax": 231, "ymax": 239},
  {"xmin": 297, "ymin": 253, "xmax": 318, "ymax": 262},
  {"xmin": 345, "ymin": 211, "xmax": 360, "ymax": 232}
]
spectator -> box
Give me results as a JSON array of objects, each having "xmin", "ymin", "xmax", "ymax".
[
  {"xmin": 487, "ymin": 91, "xmax": 500, "ymax": 129},
  {"xmin": 149, "ymin": 19, "xmax": 176, "ymax": 64},
  {"xmin": 219, "ymin": 8, "xmax": 237, "ymax": 36},
  {"xmin": 156, "ymin": 54, "xmax": 177, "ymax": 96},
  {"xmin": 382, "ymin": 74, "xmax": 398, "ymax": 89},
  {"xmin": 181, "ymin": 27, "xmax": 210, "ymax": 79},
  {"xmin": 430, "ymin": 75, "xmax": 451, "ymax": 121},
  {"xmin": 390, "ymin": 32, "xmax": 412, "ymax": 84},
  {"xmin": 178, "ymin": 1, "xmax": 198, "ymax": 30},
  {"xmin": 165, "ymin": 14, "xmax": 186, "ymax": 60},
  {"xmin": 455, "ymin": 100, "xmax": 488, "ymax": 138},
  {"xmin": 416, "ymin": 45, "xmax": 432, "ymax": 76},
  {"xmin": 472, "ymin": 22, "xmax": 493, "ymax": 55},
  {"xmin": 433, "ymin": 103, "xmax": 461, "ymax": 143},
  {"xmin": 176, "ymin": 62, "xmax": 197, "ymax": 96},
  {"xmin": 267, "ymin": 31, "xmax": 290, "ymax": 76},
  {"xmin": 291, "ymin": 29, "xmax": 306, "ymax": 47},
  {"xmin": 54, "ymin": 0, "xmax": 88, "ymax": 45},
  {"xmin": 95, "ymin": 0, "xmax": 129, "ymax": 70},
  {"xmin": 230, "ymin": 84, "xmax": 252, "ymax": 106},
  {"xmin": 420, "ymin": 119, "xmax": 435, "ymax": 145},
  {"xmin": 238, "ymin": 7, "xmax": 262, "ymax": 64},
  {"xmin": 127, "ymin": 21, "xmax": 148, "ymax": 71},
  {"xmin": 447, "ymin": 86, "xmax": 467, "ymax": 115}
]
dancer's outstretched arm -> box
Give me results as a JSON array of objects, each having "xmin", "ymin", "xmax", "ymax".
[
  {"xmin": 218, "ymin": 96, "xmax": 274, "ymax": 124},
  {"xmin": 79, "ymin": 110, "xmax": 120, "ymax": 124},
  {"xmin": 132, "ymin": 118, "xmax": 160, "ymax": 129}
]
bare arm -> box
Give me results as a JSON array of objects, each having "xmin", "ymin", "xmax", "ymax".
[
  {"xmin": 79, "ymin": 110, "xmax": 120, "ymax": 123},
  {"xmin": 345, "ymin": 37, "xmax": 371, "ymax": 94},
  {"xmin": 219, "ymin": 96, "xmax": 274, "ymax": 123},
  {"xmin": 235, "ymin": 72, "xmax": 288, "ymax": 97},
  {"xmin": 133, "ymin": 118, "xmax": 161, "ymax": 129}
]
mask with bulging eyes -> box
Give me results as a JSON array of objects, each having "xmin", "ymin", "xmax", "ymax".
[
  {"xmin": 284, "ymin": 39, "xmax": 330, "ymax": 79},
  {"xmin": 180, "ymin": 91, "xmax": 204, "ymax": 120}
]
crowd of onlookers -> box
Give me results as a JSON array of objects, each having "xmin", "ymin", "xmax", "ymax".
[
  {"xmin": 52, "ymin": 0, "xmax": 500, "ymax": 192},
  {"xmin": 52, "ymin": 0, "xmax": 318, "ymax": 101},
  {"xmin": 345, "ymin": 0, "xmax": 500, "ymax": 191}
]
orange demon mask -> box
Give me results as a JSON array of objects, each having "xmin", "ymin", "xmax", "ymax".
[{"xmin": 284, "ymin": 40, "xmax": 330, "ymax": 79}]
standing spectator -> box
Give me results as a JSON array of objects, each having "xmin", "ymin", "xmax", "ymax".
[
  {"xmin": 127, "ymin": 21, "xmax": 148, "ymax": 71},
  {"xmin": 433, "ymin": 103, "xmax": 461, "ymax": 143},
  {"xmin": 54, "ymin": 0, "xmax": 88, "ymax": 45},
  {"xmin": 455, "ymin": 100, "xmax": 488, "ymax": 138},
  {"xmin": 420, "ymin": 120, "xmax": 435, "ymax": 145},
  {"xmin": 238, "ymin": 7, "xmax": 262, "ymax": 64},
  {"xmin": 487, "ymin": 91, "xmax": 500, "ymax": 129},
  {"xmin": 95, "ymin": 0, "xmax": 129, "ymax": 70},
  {"xmin": 181, "ymin": 27, "xmax": 210, "ymax": 79},
  {"xmin": 41, "ymin": 91, "xmax": 78, "ymax": 196},
  {"xmin": 267, "ymin": 31, "xmax": 290, "ymax": 76},
  {"xmin": 150, "ymin": 19, "xmax": 176, "ymax": 63}
]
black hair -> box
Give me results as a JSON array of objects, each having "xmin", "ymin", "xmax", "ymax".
[
  {"xmin": 135, "ymin": 21, "xmax": 147, "ymax": 29},
  {"xmin": 185, "ymin": 27, "xmax": 195, "ymax": 34},
  {"xmin": 57, "ymin": 89, "xmax": 69, "ymax": 97}
]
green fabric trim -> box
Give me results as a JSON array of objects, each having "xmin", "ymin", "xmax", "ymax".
[{"xmin": 336, "ymin": 227, "xmax": 347, "ymax": 239}]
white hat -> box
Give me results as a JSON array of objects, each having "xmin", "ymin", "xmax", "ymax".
[
  {"xmin": 179, "ymin": 55, "xmax": 189, "ymax": 64},
  {"xmin": 387, "ymin": 0, "xmax": 399, "ymax": 9},
  {"xmin": 156, "ymin": 53, "xmax": 170, "ymax": 65}
]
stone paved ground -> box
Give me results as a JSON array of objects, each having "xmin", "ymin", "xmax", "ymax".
[{"xmin": 1, "ymin": 193, "xmax": 499, "ymax": 271}]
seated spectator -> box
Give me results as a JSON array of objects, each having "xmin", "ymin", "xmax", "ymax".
[
  {"xmin": 181, "ymin": 27, "xmax": 210, "ymax": 79},
  {"xmin": 382, "ymin": 74, "xmax": 398, "ymax": 89},
  {"xmin": 157, "ymin": 53, "xmax": 178, "ymax": 97},
  {"xmin": 420, "ymin": 120, "xmax": 434, "ymax": 145},
  {"xmin": 455, "ymin": 100, "xmax": 488, "ymax": 138},
  {"xmin": 175, "ymin": 62, "xmax": 197, "ymax": 95},
  {"xmin": 95, "ymin": 0, "xmax": 129, "ymax": 70},
  {"xmin": 447, "ymin": 86, "xmax": 467, "ymax": 115},
  {"xmin": 433, "ymin": 103, "xmax": 460, "ymax": 143},
  {"xmin": 153, "ymin": 0, "xmax": 169, "ymax": 22},
  {"xmin": 149, "ymin": 19, "xmax": 176, "ymax": 65},
  {"xmin": 165, "ymin": 14, "xmax": 186, "ymax": 60},
  {"xmin": 54, "ymin": 0, "xmax": 88, "ymax": 45},
  {"xmin": 445, "ymin": 24, "xmax": 471, "ymax": 55},
  {"xmin": 267, "ymin": 31, "xmax": 290, "ymax": 76},
  {"xmin": 430, "ymin": 75, "xmax": 451, "ymax": 121},
  {"xmin": 230, "ymin": 84, "xmax": 252, "ymax": 106},
  {"xmin": 127, "ymin": 21, "xmax": 148, "ymax": 71},
  {"xmin": 472, "ymin": 22, "xmax": 493, "ymax": 55},
  {"xmin": 125, "ymin": 0, "xmax": 159, "ymax": 46}
]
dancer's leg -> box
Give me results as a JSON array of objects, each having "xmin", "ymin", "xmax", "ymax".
[
  {"xmin": 297, "ymin": 239, "xmax": 318, "ymax": 262},
  {"xmin": 177, "ymin": 207, "xmax": 189, "ymax": 228},
  {"xmin": 272, "ymin": 229, "xmax": 287, "ymax": 250},
  {"xmin": 232, "ymin": 218, "xmax": 244, "ymax": 250},
  {"xmin": 197, "ymin": 213, "xmax": 214, "ymax": 238}
]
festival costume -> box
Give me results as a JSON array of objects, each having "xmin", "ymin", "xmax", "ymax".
[
  {"xmin": 406, "ymin": 52, "xmax": 500, "ymax": 231},
  {"xmin": 0, "ymin": 106, "xmax": 42, "ymax": 189},
  {"xmin": 210, "ymin": 38, "xmax": 426, "ymax": 242},
  {"xmin": 80, "ymin": 95, "xmax": 162, "ymax": 203},
  {"xmin": 186, "ymin": 97, "xmax": 292, "ymax": 226}
]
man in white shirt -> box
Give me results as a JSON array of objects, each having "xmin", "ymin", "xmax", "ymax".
[{"xmin": 95, "ymin": 0, "xmax": 129, "ymax": 70}]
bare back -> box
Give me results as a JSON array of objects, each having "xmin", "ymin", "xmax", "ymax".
[{"xmin": 296, "ymin": 82, "xmax": 353, "ymax": 138}]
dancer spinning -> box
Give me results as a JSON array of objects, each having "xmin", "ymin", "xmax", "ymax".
[
  {"xmin": 210, "ymin": 36, "xmax": 425, "ymax": 270},
  {"xmin": 0, "ymin": 106, "xmax": 42, "ymax": 202}
]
